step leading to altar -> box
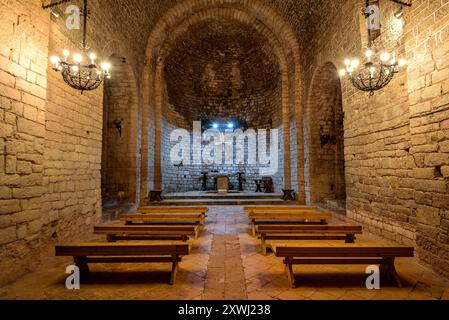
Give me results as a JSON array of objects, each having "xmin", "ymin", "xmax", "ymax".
[{"xmin": 147, "ymin": 191, "xmax": 305, "ymax": 206}]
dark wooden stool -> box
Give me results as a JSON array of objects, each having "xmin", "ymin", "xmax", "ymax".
[
  {"xmin": 255, "ymin": 179, "xmax": 263, "ymax": 192},
  {"xmin": 262, "ymin": 177, "xmax": 274, "ymax": 193},
  {"xmin": 282, "ymin": 189, "xmax": 296, "ymax": 201},
  {"xmin": 237, "ymin": 172, "xmax": 246, "ymax": 191},
  {"xmin": 149, "ymin": 190, "xmax": 163, "ymax": 202}
]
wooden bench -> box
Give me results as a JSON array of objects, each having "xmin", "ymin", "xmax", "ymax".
[
  {"xmin": 249, "ymin": 212, "xmax": 332, "ymax": 236},
  {"xmin": 138, "ymin": 206, "xmax": 208, "ymax": 224},
  {"xmin": 119, "ymin": 213, "xmax": 203, "ymax": 238},
  {"xmin": 55, "ymin": 242, "xmax": 190, "ymax": 285},
  {"xmin": 258, "ymin": 225, "xmax": 363, "ymax": 255},
  {"xmin": 94, "ymin": 225, "xmax": 199, "ymax": 242},
  {"xmin": 244, "ymin": 206, "xmax": 316, "ymax": 214},
  {"xmin": 139, "ymin": 206, "xmax": 208, "ymax": 214},
  {"xmin": 272, "ymin": 243, "xmax": 414, "ymax": 288}
]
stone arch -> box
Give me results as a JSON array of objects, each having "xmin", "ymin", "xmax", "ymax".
[
  {"xmin": 161, "ymin": 12, "xmax": 287, "ymax": 192},
  {"xmin": 304, "ymin": 62, "xmax": 345, "ymax": 205},
  {"xmin": 140, "ymin": 0, "xmax": 304, "ymax": 201},
  {"xmin": 101, "ymin": 53, "xmax": 140, "ymax": 206}
]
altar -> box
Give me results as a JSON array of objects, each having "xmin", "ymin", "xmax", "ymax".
[
  {"xmin": 216, "ymin": 176, "xmax": 229, "ymax": 194},
  {"xmin": 210, "ymin": 172, "xmax": 230, "ymax": 194},
  {"xmin": 199, "ymin": 171, "xmax": 245, "ymax": 194}
]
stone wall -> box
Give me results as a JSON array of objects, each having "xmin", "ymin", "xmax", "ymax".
[
  {"xmin": 304, "ymin": 0, "xmax": 449, "ymax": 278},
  {"xmin": 163, "ymin": 18, "xmax": 282, "ymax": 129},
  {"xmin": 42, "ymin": 17, "xmax": 104, "ymax": 258},
  {"xmin": 2, "ymin": 0, "xmax": 449, "ymax": 286},
  {"xmin": 161, "ymin": 118, "xmax": 284, "ymax": 193},
  {"xmin": 0, "ymin": 0, "xmax": 49, "ymax": 286},
  {"xmin": 0, "ymin": 0, "xmax": 144, "ymax": 286},
  {"xmin": 101, "ymin": 55, "xmax": 139, "ymax": 203},
  {"xmin": 305, "ymin": 62, "xmax": 345, "ymax": 203}
]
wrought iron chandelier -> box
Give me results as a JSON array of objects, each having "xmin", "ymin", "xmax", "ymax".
[
  {"xmin": 339, "ymin": 0, "xmax": 408, "ymax": 95},
  {"xmin": 339, "ymin": 49, "xmax": 406, "ymax": 96},
  {"xmin": 47, "ymin": 0, "xmax": 110, "ymax": 93}
]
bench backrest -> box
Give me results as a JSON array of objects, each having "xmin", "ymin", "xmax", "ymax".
[
  {"xmin": 257, "ymin": 225, "xmax": 362, "ymax": 234},
  {"xmin": 248, "ymin": 210, "xmax": 325, "ymax": 218},
  {"xmin": 120, "ymin": 213, "xmax": 203, "ymax": 222},
  {"xmin": 251, "ymin": 212, "xmax": 331, "ymax": 221},
  {"xmin": 55, "ymin": 242, "xmax": 190, "ymax": 256},
  {"xmin": 273, "ymin": 243, "xmax": 414, "ymax": 258},
  {"xmin": 244, "ymin": 206, "xmax": 316, "ymax": 214},
  {"xmin": 94, "ymin": 225, "xmax": 197, "ymax": 235},
  {"xmin": 139, "ymin": 207, "xmax": 208, "ymax": 214}
]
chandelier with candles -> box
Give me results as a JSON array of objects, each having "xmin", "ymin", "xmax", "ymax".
[
  {"xmin": 339, "ymin": 0, "xmax": 408, "ymax": 95},
  {"xmin": 48, "ymin": 0, "xmax": 110, "ymax": 93},
  {"xmin": 339, "ymin": 49, "xmax": 406, "ymax": 96}
]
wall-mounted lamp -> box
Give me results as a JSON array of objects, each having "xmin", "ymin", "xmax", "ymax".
[
  {"xmin": 174, "ymin": 160, "xmax": 184, "ymax": 168},
  {"xmin": 320, "ymin": 135, "xmax": 336, "ymax": 148},
  {"xmin": 390, "ymin": 5, "xmax": 405, "ymax": 36},
  {"xmin": 389, "ymin": 0, "xmax": 412, "ymax": 7},
  {"xmin": 394, "ymin": 6, "xmax": 404, "ymax": 19},
  {"xmin": 113, "ymin": 119, "xmax": 124, "ymax": 137},
  {"xmin": 50, "ymin": 9, "xmax": 59, "ymax": 18}
]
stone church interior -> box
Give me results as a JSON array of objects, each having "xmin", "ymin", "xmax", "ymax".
[{"xmin": 1, "ymin": 0, "xmax": 449, "ymax": 300}]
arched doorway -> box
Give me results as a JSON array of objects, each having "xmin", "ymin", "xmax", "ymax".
[
  {"xmin": 139, "ymin": 0, "xmax": 305, "ymax": 202},
  {"xmin": 101, "ymin": 54, "xmax": 139, "ymax": 206},
  {"xmin": 305, "ymin": 62, "xmax": 345, "ymax": 206},
  {"xmin": 159, "ymin": 18, "xmax": 283, "ymax": 193}
]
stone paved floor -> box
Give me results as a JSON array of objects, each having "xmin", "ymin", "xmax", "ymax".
[
  {"xmin": 1, "ymin": 206, "xmax": 449, "ymax": 300},
  {"xmin": 202, "ymin": 235, "xmax": 247, "ymax": 300}
]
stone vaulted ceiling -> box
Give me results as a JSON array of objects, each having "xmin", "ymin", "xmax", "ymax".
[
  {"xmin": 48, "ymin": 0, "xmax": 346, "ymax": 74},
  {"xmin": 163, "ymin": 18, "xmax": 281, "ymax": 126},
  {"xmin": 96, "ymin": 0, "xmax": 337, "ymax": 68}
]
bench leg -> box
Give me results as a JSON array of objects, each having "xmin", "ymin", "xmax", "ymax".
[
  {"xmin": 284, "ymin": 258, "xmax": 296, "ymax": 288},
  {"xmin": 194, "ymin": 227, "xmax": 200, "ymax": 239},
  {"xmin": 261, "ymin": 235, "xmax": 267, "ymax": 255},
  {"xmin": 383, "ymin": 258, "xmax": 402, "ymax": 287},
  {"xmin": 251, "ymin": 222, "xmax": 256, "ymax": 237},
  {"xmin": 170, "ymin": 255, "xmax": 180, "ymax": 285},
  {"xmin": 74, "ymin": 256, "xmax": 89, "ymax": 280},
  {"xmin": 345, "ymin": 234, "xmax": 356, "ymax": 243}
]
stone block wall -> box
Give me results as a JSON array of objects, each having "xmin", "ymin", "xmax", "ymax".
[
  {"xmin": 0, "ymin": 0, "xmax": 145, "ymax": 286},
  {"xmin": 303, "ymin": 0, "xmax": 449, "ymax": 278},
  {"xmin": 0, "ymin": 0, "xmax": 49, "ymax": 286},
  {"xmin": 161, "ymin": 118, "xmax": 284, "ymax": 193},
  {"xmin": 162, "ymin": 18, "xmax": 282, "ymax": 129},
  {"xmin": 42, "ymin": 18, "xmax": 104, "ymax": 257},
  {"xmin": 2, "ymin": 0, "xmax": 448, "ymax": 286},
  {"xmin": 101, "ymin": 55, "xmax": 139, "ymax": 203},
  {"xmin": 305, "ymin": 62, "xmax": 345, "ymax": 203}
]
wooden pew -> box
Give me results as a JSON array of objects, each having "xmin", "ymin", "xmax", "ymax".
[
  {"xmin": 55, "ymin": 242, "xmax": 190, "ymax": 285},
  {"xmin": 138, "ymin": 206, "xmax": 208, "ymax": 224},
  {"xmin": 249, "ymin": 212, "xmax": 332, "ymax": 236},
  {"xmin": 119, "ymin": 213, "xmax": 203, "ymax": 238},
  {"xmin": 258, "ymin": 225, "xmax": 363, "ymax": 255},
  {"xmin": 244, "ymin": 206, "xmax": 316, "ymax": 214},
  {"xmin": 138, "ymin": 208, "xmax": 206, "ymax": 225},
  {"xmin": 94, "ymin": 225, "xmax": 198, "ymax": 242},
  {"xmin": 139, "ymin": 206, "xmax": 208, "ymax": 214},
  {"xmin": 272, "ymin": 243, "xmax": 414, "ymax": 288}
]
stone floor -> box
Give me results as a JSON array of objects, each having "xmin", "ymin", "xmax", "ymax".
[{"xmin": 1, "ymin": 206, "xmax": 449, "ymax": 300}]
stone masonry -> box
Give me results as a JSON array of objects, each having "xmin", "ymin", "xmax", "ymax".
[{"xmin": 1, "ymin": 0, "xmax": 449, "ymax": 287}]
